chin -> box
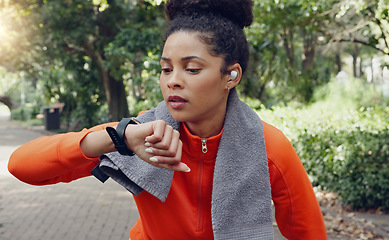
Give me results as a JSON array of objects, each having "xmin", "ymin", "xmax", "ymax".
[
  {"xmin": 168, "ymin": 110, "xmax": 191, "ymax": 123},
  {"xmin": 169, "ymin": 113, "xmax": 187, "ymax": 123}
]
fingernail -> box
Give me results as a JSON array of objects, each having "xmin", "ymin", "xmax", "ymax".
[
  {"xmin": 149, "ymin": 157, "xmax": 158, "ymax": 163},
  {"xmin": 182, "ymin": 163, "xmax": 191, "ymax": 173},
  {"xmin": 145, "ymin": 148, "xmax": 153, "ymax": 154},
  {"xmin": 145, "ymin": 142, "xmax": 151, "ymax": 147}
]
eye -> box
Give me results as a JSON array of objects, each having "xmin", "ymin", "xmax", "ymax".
[
  {"xmin": 186, "ymin": 68, "xmax": 201, "ymax": 74},
  {"xmin": 161, "ymin": 68, "xmax": 173, "ymax": 75}
]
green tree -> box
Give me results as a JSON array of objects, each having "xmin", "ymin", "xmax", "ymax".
[
  {"xmin": 314, "ymin": 0, "xmax": 388, "ymax": 81},
  {"xmin": 328, "ymin": 0, "xmax": 389, "ymax": 56},
  {"xmin": 243, "ymin": 0, "xmax": 336, "ymax": 105},
  {"xmin": 3, "ymin": 0, "xmax": 165, "ymax": 129},
  {"xmin": 38, "ymin": 0, "xmax": 164, "ymax": 123}
]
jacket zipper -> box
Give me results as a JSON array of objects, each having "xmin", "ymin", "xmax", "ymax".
[
  {"xmin": 201, "ymin": 139, "xmax": 208, "ymax": 153},
  {"xmin": 197, "ymin": 139, "xmax": 207, "ymax": 230}
]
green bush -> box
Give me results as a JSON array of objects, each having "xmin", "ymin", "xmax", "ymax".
[
  {"xmin": 257, "ymin": 76, "xmax": 389, "ymax": 210},
  {"xmin": 10, "ymin": 103, "xmax": 41, "ymax": 121},
  {"xmin": 294, "ymin": 114, "xmax": 389, "ymax": 210},
  {"xmin": 259, "ymin": 104, "xmax": 389, "ymax": 210}
]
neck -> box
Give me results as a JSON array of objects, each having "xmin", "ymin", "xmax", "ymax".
[
  {"xmin": 184, "ymin": 112, "xmax": 225, "ymax": 139},
  {"xmin": 184, "ymin": 91, "xmax": 233, "ymax": 138}
]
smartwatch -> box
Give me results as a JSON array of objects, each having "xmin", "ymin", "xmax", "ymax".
[{"xmin": 106, "ymin": 118, "xmax": 139, "ymax": 156}]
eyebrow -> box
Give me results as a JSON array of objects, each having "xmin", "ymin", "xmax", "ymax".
[{"xmin": 160, "ymin": 56, "xmax": 207, "ymax": 62}]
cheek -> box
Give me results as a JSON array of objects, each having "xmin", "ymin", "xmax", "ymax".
[
  {"xmin": 192, "ymin": 80, "xmax": 226, "ymax": 106},
  {"xmin": 201, "ymin": 77, "xmax": 226, "ymax": 95},
  {"xmin": 159, "ymin": 78, "xmax": 168, "ymax": 95},
  {"xmin": 198, "ymin": 75, "xmax": 224, "ymax": 89}
]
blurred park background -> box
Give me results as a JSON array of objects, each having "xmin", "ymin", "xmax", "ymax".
[{"xmin": 0, "ymin": 0, "xmax": 388, "ymax": 213}]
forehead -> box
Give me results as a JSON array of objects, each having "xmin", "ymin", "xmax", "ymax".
[{"xmin": 162, "ymin": 31, "xmax": 217, "ymax": 61}]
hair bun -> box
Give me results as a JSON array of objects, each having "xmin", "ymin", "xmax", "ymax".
[{"xmin": 165, "ymin": 0, "xmax": 254, "ymax": 29}]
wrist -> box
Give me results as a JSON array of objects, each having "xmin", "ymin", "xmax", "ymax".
[{"xmin": 106, "ymin": 118, "xmax": 139, "ymax": 156}]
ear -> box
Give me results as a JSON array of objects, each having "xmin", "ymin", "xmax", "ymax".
[{"xmin": 226, "ymin": 63, "xmax": 242, "ymax": 89}]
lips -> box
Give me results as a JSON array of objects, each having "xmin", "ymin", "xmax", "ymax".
[
  {"xmin": 168, "ymin": 95, "xmax": 188, "ymax": 109},
  {"xmin": 168, "ymin": 96, "xmax": 187, "ymax": 102}
]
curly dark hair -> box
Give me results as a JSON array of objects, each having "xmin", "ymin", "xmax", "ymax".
[{"xmin": 164, "ymin": 0, "xmax": 254, "ymax": 75}]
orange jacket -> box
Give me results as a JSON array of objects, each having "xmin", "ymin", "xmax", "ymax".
[{"xmin": 8, "ymin": 121, "xmax": 327, "ymax": 239}]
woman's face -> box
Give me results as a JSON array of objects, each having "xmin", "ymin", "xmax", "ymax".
[{"xmin": 160, "ymin": 31, "xmax": 230, "ymax": 130}]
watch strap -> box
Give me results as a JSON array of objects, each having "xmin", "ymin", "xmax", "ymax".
[{"xmin": 106, "ymin": 118, "xmax": 139, "ymax": 156}]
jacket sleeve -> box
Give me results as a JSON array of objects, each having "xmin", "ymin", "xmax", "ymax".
[
  {"xmin": 8, "ymin": 122, "xmax": 117, "ymax": 186},
  {"xmin": 263, "ymin": 122, "xmax": 327, "ymax": 240}
]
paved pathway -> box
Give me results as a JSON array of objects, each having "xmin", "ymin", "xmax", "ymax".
[{"xmin": 0, "ymin": 114, "xmax": 138, "ymax": 240}]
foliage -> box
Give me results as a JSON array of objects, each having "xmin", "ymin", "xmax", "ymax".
[
  {"xmin": 127, "ymin": 52, "xmax": 164, "ymax": 114},
  {"xmin": 241, "ymin": 0, "xmax": 388, "ymax": 106},
  {"xmin": 0, "ymin": 66, "xmax": 19, "ymax": 96},
  {"xmin": 1, "ymin": 67, "xmax": 44, "ymax": 120},
  {"xmin": 0, "ymin": 2, "xmax": 36, "ymax": 70},
  {"xmin": 257, "ymin": 78, "xmax": 389, "ymax": 210},
  {"xmin": 297, "ymin": 116, "xmax": 389, "ymax": 210},
  {"xmin": 1, "ymin": 0, "xmax": 166, "ymax": 129},
  {"xmin": 10, "ymin": 103, "xmax": 40, "ymax": 121},
  {"xmin": 312, "ymin": 75, "xmax": 386, "ymax": 109},
  {"xmin": 242, "ymin": 0, "xmax": 336, "ymax": 105},
  {"xmin": 103, "ymin": 9, "xmax": 165, "ymax": 116},
  {"xmin": 36, "ymin": 59, "xmax": 106, "ymax": 129},
  {"xmin": 328, "ymin": 0, "xmax": 389, "ymax": 56}
]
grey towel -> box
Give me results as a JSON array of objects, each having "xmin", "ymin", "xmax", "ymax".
[{"xmin": 94, "ymin": 88, "xmax": 274, "ymax": 239}]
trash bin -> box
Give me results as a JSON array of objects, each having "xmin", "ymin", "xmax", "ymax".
[{"xmin": 43, "ymin": 107, "xmax": 60, "ymax": 130}]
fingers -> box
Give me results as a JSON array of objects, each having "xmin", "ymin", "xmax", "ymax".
[
  {"xmin": 145, "ymin": 127, "xmax": 180, "ymax": 157},
  {"xmin": 145, "ymin": 137, "xmax": 190, "ymax": 173},
  {"xmin": 146, "ymin": 139, "xmax": 182, "ymax": 163},
  {"xmin": 126, "ymin": 120, "xmax": 190, "ymax": 173},
  {"xmin": 145, "ymin": 120, "xmax": 174, "ymax": 146},
  {"xmin": 154, "ymin": 162, "xmax": 191, "ymax": 173}
]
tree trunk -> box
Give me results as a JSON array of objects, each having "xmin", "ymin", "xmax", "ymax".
[
  {"xmin": 352, "ymin": 45, "xmax": 360, "ymax": 78},
  {"xmin": 83, "ymin": 41, "xmax": 129, "ymax": 121},
  {"xmin": 281, "ymin": 28, "xmax": 298, "ymax": 82},
  {"xmin": 336, "ymin": 53, "xmax": 342, "ymax": 73},
  {"xmin": 108, "ymin": 75, "xmax": 129, "ymax": 121},
  {"xmin": 359, "ymin": 57, "xmax": 364, "ymax": 77},
  {"xmin": 301, "ymin": 28, "xmax": 316, "ymax": 72},
  {"xmin": 281, "ymin": 28, "xmax": 296, "ymax": 70}
]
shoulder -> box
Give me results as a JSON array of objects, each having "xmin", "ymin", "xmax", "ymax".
[
  {"xmin": 262, "ymin": 121, "xmax": 301, "ymax": 172},
  {"xmin": 262, "ymin": 121, "xmax": 295, "ymax": 157}
]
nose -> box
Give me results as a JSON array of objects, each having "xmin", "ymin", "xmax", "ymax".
[{"xmin": 167, "ymin": 71, "xmax": 183, "ymax": 89}]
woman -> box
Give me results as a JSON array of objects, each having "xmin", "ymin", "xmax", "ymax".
[{"xmin": 8, "ymin": 0, "xmax": 327, "ymax": 239}]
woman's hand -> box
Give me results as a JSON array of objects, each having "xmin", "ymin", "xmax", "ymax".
[
  {"xmin": 81, "ymin": 120, "xmax": 189, "ymax": 173},
  {"xmin": 125, "ymin": 120, "xmax": 190, "ymax": 173}
]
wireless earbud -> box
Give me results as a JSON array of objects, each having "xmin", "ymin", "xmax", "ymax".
[{"xmin": 229, "ymin": 70, "xmax": 238, "ymax": 81}]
